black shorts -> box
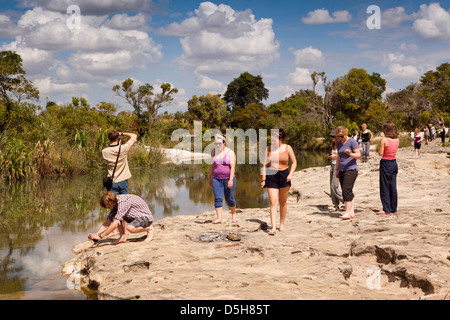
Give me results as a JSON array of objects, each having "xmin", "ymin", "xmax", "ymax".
[
  {"xmin": 414, "ymin": 142, "xmax": 421, "ymax": 149},
  {"xmin": 264, "ymin": 168, "xmax": 291, "ymax": 189}
]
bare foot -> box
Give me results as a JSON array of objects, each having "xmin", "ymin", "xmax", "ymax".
[
  {"xmin": 212, "ymin": 219, "xmax": 222, "ymax": 224},
  {"xmin": 104, "ymin": 230, "xmax": 119, "ymax": 239},
  {"xmin": 268, "ymin": 229, "xmax": 276, "ymax": 235},
  {"xmin": 339, "ymin": 213, "xmax": 355, "ymax": 220},
  {"xmin": 112, "ymin": 235, "xmax": 127, "ymax": 245},
  {"xmin": 144, "ymin": 226, "xmax": 154, "ymax": 242}
]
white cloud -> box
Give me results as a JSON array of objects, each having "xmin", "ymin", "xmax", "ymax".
[
  {"xmin": 0, "ymin": 14, "xmax": 20, "ymax": 37},
  {"xmin": 302, "ymin": 8, "xmax": 351, "ymax": 24},
  {"xmin": 195, "ymin": 74, "xmax": 226, "ymax": 94},
  {"xmin": 68, "ymin": 50, "xmax": 150, "ymax": 77},
  {"xmin": 287, "ymin": 67, "xmax": 313, "ymax": 87},
  {"xmin": 381, "ymin": 7, "xmax": 413, "ymax": 28},
  {"xmin": 292, "ymin": 46, "xmax": 325, "ymax": 68},
  {"xmin": 399, "ymin": 42, "xmax": 418, "ymax": 52},
  {"xmin": 34, "ymin": 77, "xmax": 90, "ymax": 96},
  {"xmin": 3, "ymin": 6, "xmax": 163, "ymax": 100},
  {"xmin": 17, "ymin": 8, "xmax": 160, "ymax": 56},
  {"xmin": 412, "ymin": 3, "xmax": 450, "ymax": 41},
  {"xmin": 159, "ymin": 2, "xmax": 279, "ymax": 77},
  {"xmin": 103, "ymin": 13, "xmax": 148, "ymax": 30},
  {"xmin": 382, "ymin": 52, "xmax": 421, "ymax": 80},
  {"xmin": 19, "ymin": 0, "xmax": 163, "ymax": 15},
  {"xmin": 1, "ymin": 41, "xmax": 53, "ymax": 75}
]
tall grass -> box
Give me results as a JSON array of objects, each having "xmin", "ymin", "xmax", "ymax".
[
  {"xmin": 0, "ymin": 129, "xmax": 169, "ymax": 182},
  {"xmin": 129, "ymin": 134, "xmax": 168, "ymax": 168}
]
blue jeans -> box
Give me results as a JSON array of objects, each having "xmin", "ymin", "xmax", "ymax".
[
  {"xmin": 379, "ymin": 159, "xmax": 398, "ymax": 213},
  {"xmin": 212, "ymin": 177, "xmax": 236, "ymax": 208},
  {"xmin": 108, "ymin": 180, "xmax": 129, "ymax": 195}
]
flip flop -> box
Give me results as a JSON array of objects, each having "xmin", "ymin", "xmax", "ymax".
[{"xmin": 268, "ymin": 230, "xmax": 276, "ymax": 235}]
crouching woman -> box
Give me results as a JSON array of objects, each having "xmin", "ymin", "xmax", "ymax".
[{"xmin": 88, "ymin": 192, "xmax": 154, "ymax": 245}]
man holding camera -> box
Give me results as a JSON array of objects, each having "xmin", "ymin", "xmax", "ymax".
[{"xmin": 102, "ymin": 130, "xmax": 137, "ymax": 195}]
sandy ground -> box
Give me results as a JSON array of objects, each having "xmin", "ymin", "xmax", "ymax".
[{"xmin": 63, "ymin": 140, "xmax": 450, "ymax": 300}]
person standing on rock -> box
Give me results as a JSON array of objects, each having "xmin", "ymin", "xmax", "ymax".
[
  {"xmin": 360, "ymin": 123, "xmax": 373, "ymax": 163},
  {"xmin": 261, "ymin": 129, "xmax": 297, "ymax": 235},
  {"xmin": 102, "ymin": 130, "xmax": 138, "ymax": 195},
  {"xmin": 327, "ymin": 129, "xmax": 344, "ymax": 211},
  {"xmin": 88, "ymin": 192, "xmax": 154, "ymax": 245},
  {"xmin": 208, "ymin": 133, "xmax": 237, "ymax": 224},
  {"xmin": 377, "ymin": 121, "xmax": 399, "ymax": 216},
  {"xmin": 335, "ymin": 126, "xmax": 361, "ymax": 220}
]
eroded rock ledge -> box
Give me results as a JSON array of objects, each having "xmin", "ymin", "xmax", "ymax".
[{"xmin": 63, "ymin": 145, "xmax": 450, "ymax": 300}]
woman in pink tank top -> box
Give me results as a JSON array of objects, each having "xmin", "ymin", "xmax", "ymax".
[
  {"xmin": 208, "ymin": 134, "xmax": 237, "ymax": 224},
  {"xmin": 377, "ymin": 121, "xmax": 399, "ymax": 215}
]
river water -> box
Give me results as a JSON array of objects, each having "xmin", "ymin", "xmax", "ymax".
[{"xmin": 0, "ymin": 151, "xmax": 328, "ymax": 300}]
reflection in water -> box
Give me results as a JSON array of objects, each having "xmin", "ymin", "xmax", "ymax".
[{"xmin": 0, "ymin": 149, "xmax": 328, "ymax": 299}]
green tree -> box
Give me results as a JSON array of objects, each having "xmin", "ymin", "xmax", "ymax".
[
  {"xmin": 0, "ymin": 51, "xmax": 39, "ymax": 134},
  {"xmin": 187, "ymin": 94, "xmax": 229, "ymax": 129},
  {"xmin": 113, "ymin": 79, "xmax": 178, "ymax": 134},
  {"xmin": 223, "ymin": 72, "xmax": 269, "ymax": 110},
  {"xmin": 418, "ymin": 62, "xmax": 450, "ymax": 124},
  {"xmin": 146, "ymin": 83, "xmax": 178, "ymax": 128},
  {"xmin": 231, "ymin": 103, "xmax": 269, "ymax": 130},
  {"xmin": 311, "ymin": 71, "xmax": 334, "ymax": 128},
  {"xmin": 369, "ymin": 72, "xmax": 386, "ymax": 100},
  {"xmin": 331, "ymin": 68, "xmax": 380, "ymax": 121},
  {"xmin": 385, "ymin": 83, "xmax": 427, "ymax": 129},
  {"xmin": 267, "ymin": 94, "xmax": 308, "ymax": 118},
  {"xmin": 113, "ymin": 78, "xmax": 153, "ymax": 135}
]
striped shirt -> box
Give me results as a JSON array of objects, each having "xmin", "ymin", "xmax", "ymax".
[{"xmin": 107, "ymin": 194, "xmax": 153, "ymax": 223}]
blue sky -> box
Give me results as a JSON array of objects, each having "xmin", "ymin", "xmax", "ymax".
[{"xmin": 0, "ymin": 0, "xmax": 449, "ymax": 113}]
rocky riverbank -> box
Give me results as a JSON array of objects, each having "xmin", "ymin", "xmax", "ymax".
[{"xmin": 63, "ymin": 140, "xmax": 450, "ymax": 300}]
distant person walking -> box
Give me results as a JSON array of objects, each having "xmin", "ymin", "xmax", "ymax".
[
  {"xmin": 377, "ymin": 121, "xmax": 399, "ymax": 215},
  {"xmin": 424, "ymin": 126, "xmax": 429, "ymax": 145},
  {"xmin": 430, "ymin": 124, "xmax": 436, "ymax": 141},
  {"xmin": 360, "ymin": 123, "xmax": 373, "ymax": 163},
  {"xmin": 208, "ymin": 134, "xmax": 237, "ymax": 224},
  {"xmin": 261, "ymin": 129, "xmax": 297, "ymax": 235},
  {"xmin": 335, "ymin": 126, "xmax": 361, "ymax": 220},
  {"xmin": 102, "ymin": 130, "xmax": 137, "ymax": 194},
  {"xmin": 327, "ymin": 129, "xmax": 343, "ymax": 211},
  {"xmin": 414, "ymin": 128, "xmax": 422, "ymax": 158},
  {"xmin": 409, "ymin": 130, "xmax": 414, "ymax": 147},
  {"xmin": 440, "ymin": 127, "xmax": 447, "ymax": 143}
]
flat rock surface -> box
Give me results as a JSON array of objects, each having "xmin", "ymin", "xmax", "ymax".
[{"xmin": 63, "ymin": 141, "xmax": 450, "ymax": 300}]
